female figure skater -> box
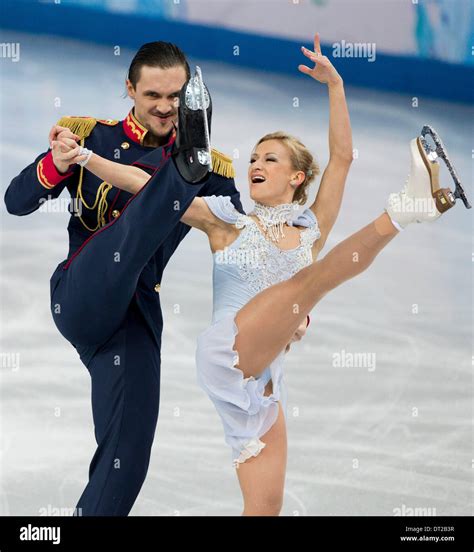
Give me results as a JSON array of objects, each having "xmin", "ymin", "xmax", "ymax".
[{"xmin": 53, "ymin": 35, "xmax": 467, "ymax": 515}]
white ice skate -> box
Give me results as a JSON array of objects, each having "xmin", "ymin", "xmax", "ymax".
[{"xmin": 385, "ymin": 126, "xmax": 470, "ymax": 229}]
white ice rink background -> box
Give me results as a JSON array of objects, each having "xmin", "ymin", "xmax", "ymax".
[{"xmin": 0, "ymin": 0, "xmax": 472, "ymax": 516}]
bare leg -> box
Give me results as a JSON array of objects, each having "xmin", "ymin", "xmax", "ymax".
[
  {"xmin": 237, "ymin": 401, "xmax": 287, "ymax": 516},
  {"xmin": 234, "ymin": 213, "xmax": 398, "ymax": 377}
]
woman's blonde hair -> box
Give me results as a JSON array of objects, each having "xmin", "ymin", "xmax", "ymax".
[{"xmin": 255, "ymin": 131, "xmax": 320, "ymax": 205}]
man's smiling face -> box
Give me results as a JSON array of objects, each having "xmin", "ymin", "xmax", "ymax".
[{"xmin": 126, "ymin": 64, "xmax": 188, "ymax": 146}]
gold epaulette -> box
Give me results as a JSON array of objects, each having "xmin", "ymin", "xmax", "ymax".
[
  {"xmin": 211, "ymin": 148, "xmax": 235, "ymax": 179},
  {"xmin": 55, "ymin": 116, "xmax": 97, "ymax": 140},
  {"xmin": 55, "ymin": 116, "xmax": 119, "ymax": 140}
]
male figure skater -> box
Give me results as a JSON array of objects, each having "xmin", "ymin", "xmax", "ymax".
[{"xmin": 5, "ymin": 42, "xmax": 243, "ymax": 516}]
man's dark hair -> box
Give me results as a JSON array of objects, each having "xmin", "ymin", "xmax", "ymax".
[{"xmin": 127, "ymin": 41, "xmax": 191, "ymax": 88}]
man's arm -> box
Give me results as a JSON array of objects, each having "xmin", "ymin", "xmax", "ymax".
[
  {"xmin": 4, "ymin": 150, "xmax": 75, "ymax": 216},
  {"xmin": 4, "ymin": 125, "xmax": 80, "ymax": 216}
]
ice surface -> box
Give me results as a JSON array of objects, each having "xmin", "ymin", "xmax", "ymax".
[{"xmin": 0, "ymin": 32, "xmax": 471, "ymax": 516}]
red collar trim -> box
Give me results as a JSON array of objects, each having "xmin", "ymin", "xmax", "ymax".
[
  {"xmin": 123, "ymin": 109, "xmax": 176, "ymax": 148},
  {"xmin": 123, "ymin": 109, "xmax": 148, "ymax": 145}
]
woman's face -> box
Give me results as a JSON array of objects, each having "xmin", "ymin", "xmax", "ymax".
[{"xmin": 248, "ymin": 139, "xmax": 305, "ymax": 206}]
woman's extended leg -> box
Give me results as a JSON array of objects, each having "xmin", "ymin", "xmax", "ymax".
[
  {"xmin": 236, "ymin": 401, "xmax": 287, "ymax": 516},
  {"xmin": 234, "ymin": 213, "xmax": 398, "ymax": 377}
]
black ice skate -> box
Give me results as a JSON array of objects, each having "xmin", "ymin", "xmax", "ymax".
[{"xmin": 171, "ymin": 66, "xmax": 213, "ymax": 184}]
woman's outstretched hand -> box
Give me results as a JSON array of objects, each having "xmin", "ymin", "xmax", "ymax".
[
  {"xmin": 52, "ymin": 130, "xmax": 87, "ymax": 165},
  {"xmin": 48, "ymin": 127, "xmax": 81, "ymax": 173},
  {"xmin": 298, "ymin": 32, "xmax": 342, "ymax": 86}
]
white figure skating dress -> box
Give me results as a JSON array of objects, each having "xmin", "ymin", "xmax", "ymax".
[{"xmin": 195, "ymin": 195, "xmax": 321, "ymax": 467}]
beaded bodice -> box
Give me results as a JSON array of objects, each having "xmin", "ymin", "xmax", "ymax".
[
  {"xmin": 226, "ymin": 211, "xmax": 319, "ymax": 295},
  {"xmin": 205, "ymin": 195, "xmax": 321, "ymax": 323}
]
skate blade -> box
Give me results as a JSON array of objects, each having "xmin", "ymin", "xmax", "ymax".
[
  {"xmin": 416, "ymin": 137, "xmax": 453, "ymax": 214},
  {"xmin": 195, "ymin": 66, "xmax": 212, "ymax": 172},
  {"xmin": 182, "ymin": 67, "xmax": 212, "ymax": 171},
  {"xmin": 184, "ymin": 69, "xmax": 211, "ymax": 111},
  {"xmin": 419, "ymin": 125, "xmax": 471, "ymax": 210}
]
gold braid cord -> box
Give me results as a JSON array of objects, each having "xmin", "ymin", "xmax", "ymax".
[{"xmin": 57, "ymin": 117, "xmax": 113, "ymax": 232}]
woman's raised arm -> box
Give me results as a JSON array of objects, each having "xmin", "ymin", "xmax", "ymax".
[{"xmin": 298, "ymin": 33, "xmax": 353, "ymax": 257}]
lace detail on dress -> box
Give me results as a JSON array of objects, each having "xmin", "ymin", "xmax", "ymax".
[
  {"xmin": 232, "ymin": 437, "xmax": 267, "ymax": 469},
  {"xmin": 231, "ymin": 213, "xmax": 321, "ymax": 295},
  {"xmin": 203, "ymin": 195, "xmax": 322, "ymax": 295}
]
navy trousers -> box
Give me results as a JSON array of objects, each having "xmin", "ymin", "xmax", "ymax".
[{"xmin": 50, "ymin": 157, "xmax": 206, "ymax": 515}]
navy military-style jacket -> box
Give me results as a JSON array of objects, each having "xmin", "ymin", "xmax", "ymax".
[{"xmin": 4, "ymin": 109, "xmax": 244, "ymax": 360}]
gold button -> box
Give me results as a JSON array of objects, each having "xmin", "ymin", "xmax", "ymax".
[
  {"xmin": 112, "ymin": 209, "xmax": 120, "ymax": 218},
  {"xmin": 154, "ymin": 283, "xmax": 161, "ymax": 293},
  {"xmin": 121, "ymin": 142, "xmax": 130, "ymax": 150}
]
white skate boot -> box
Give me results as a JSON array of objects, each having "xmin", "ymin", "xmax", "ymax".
[{"xmin": 385, "ymin": 125, "xmax": 470, "ymax": 229}]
